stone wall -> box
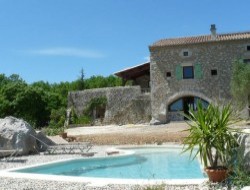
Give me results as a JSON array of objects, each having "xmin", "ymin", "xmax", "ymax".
[
  {"xmin": 168, "ymin": 112, "xmax": 184, "ymax": 121},
  {"xmin": 150, "ymin": 40, "xmax": 250, "ymax": 123},
  {"xmin": 68, "ymin": 86, "xmax": 151, "ymax": 125},
  {"xmin": 134, "ymin": 75, "xmax": 150, "ymax": 89}
]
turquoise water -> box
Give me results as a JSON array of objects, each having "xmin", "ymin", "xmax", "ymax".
[{"xmin": 14, "ymin": 148, "xmax": 205, "ymax": 179}]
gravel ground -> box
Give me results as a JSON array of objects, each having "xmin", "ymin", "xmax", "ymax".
[
  {"xmin": 68, "ymin": 123, "xmax": 190, "ymax": 145},
  {"xmin": 0, "ymin": 178, "xmax": 205, "ymax": 190},
  {"xmin": 66, "ymin": 123, "xmax": 189, "ymax": 136}
]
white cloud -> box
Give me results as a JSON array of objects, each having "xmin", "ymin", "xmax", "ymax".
[{"xmin": 24, "ymin": 47, "xmax": 104, "ymax": 58}]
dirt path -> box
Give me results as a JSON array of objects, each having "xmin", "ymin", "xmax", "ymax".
[{"xmin": 66, "ymin": 122, "xmax": 189, "ymax": 145}]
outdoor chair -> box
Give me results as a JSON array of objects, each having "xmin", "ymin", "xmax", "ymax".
[
  {"xmin": 45, "ymin": 142, "xmax": 93, "ymax": 154},
  {"xmin": 30, "ymin": 134, "xmax": 93, "ymax": 155},
  {"xmin": 0, "ymin": 131, "xmax": 28, "ymax": 162},
  {"xmin": 0, "ymin": 149, "xmax": 22, "ymax": 162}
]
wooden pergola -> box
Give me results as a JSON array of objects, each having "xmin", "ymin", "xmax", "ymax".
[{"xmin": 114, "ymin": 62, "xmax": 150, "ymax": 85}]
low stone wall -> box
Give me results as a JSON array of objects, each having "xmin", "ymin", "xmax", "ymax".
[{"xmin": 68, "ymin": 86, "xmax": 151, "ymax": 125}]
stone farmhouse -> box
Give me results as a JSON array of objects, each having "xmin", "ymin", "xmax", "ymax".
[{"xmin": 68, "ymin": 25, "xmax": 250, "ymax": 125}]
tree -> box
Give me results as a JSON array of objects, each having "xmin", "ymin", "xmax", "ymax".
[
  {"xmin": 0, "ymin": 72, "xmax": 123, "ymax": 128},
  {"xmin": 84, "ymin": 75, "xmax": 122, "ymax": 89},
  {"xmin": 8, "ymin": 74, "xmax": 24, "ymax": 83},
  {"xmin": 15, "ymin": 87, "xmax": 50, "ymax": 127},
  {"xmin": 0, "ymin": 78, "xmax": 27, "ymax": 117},
  {"xmin": 31, "ymin": 81, "xmax": 51, "ymax": 92},
  {"xmin": 76, "ymin": 68, "xmax": 85, "ymax": 90},
  {"xmin": 85, "ymin": 75, "xmax": 107, "ymax": 89},
  {"xmin": 231, "ymin": 59, "xmax": 250, "ymax": 115},
  {"xmin": 106, "ymin": 75, "xmax": 122, "ymax": 87},
  {"xmin": 0, "ymin": 74, "xmax": 9, "ymax": 86},
  {"xmin": 0, "ymin": 76, "xmax": 50, "ymax": 128}
]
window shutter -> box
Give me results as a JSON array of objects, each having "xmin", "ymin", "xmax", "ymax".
[
  {"xmin": 194, "ymin": 63, "xmax": 203, "ymax": 79},
  {"xmin": 175, "ymin": 65, "xmax": 182, "ymax": 80}
]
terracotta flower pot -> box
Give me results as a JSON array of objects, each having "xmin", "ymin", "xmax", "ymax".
[{"xmin": 205, "ymin": 167, "xmax": 228, "ymax": 182}]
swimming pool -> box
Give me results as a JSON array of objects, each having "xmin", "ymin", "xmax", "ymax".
[{"xmin": 13, "ymin": 147, "xmax": 205, "ymax": 180}]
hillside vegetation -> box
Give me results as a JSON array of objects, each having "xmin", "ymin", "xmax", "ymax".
[{"xmin": 0, "ymin": 73, "xmax": 122, "ymax": 129}]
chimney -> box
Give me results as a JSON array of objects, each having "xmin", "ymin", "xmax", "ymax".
[{"xmin": 210, "ymin": 24, "xmax": 217, "ymax": 40}]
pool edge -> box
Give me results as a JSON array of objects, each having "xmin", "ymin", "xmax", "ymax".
[{"xmin": 0, "ymin": 144, "xmax": 208, "ymax": 186}]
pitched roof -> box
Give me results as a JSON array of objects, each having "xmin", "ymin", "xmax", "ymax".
[
  {"xmin": 114, "ymin": 62, "xmax": 150, "ymax": 80},
  {"xmin": 150, "ymin": 31, "xmax": 250, "ymax": 48}
]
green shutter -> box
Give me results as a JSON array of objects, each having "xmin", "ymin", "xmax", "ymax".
[
  {"xmin": 194, "ymin": 63, "xmax": 203, "ymax": 79},
  {"xmin": 175, "ymin": 65, "xmax": 182, "ymax": 80}
]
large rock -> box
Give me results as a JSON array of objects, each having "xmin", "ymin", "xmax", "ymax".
[{"xmin": 0, "ymin": 116, "xmax": 37, "ymax": 155}]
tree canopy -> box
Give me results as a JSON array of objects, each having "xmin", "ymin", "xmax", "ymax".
[
  {"xmin": 0, "ymin": 72, "xmax": 122, "ymax": 128},
  {"xmin": 231, "ymin": 59, "xmax": 250, "ymax": 110}
]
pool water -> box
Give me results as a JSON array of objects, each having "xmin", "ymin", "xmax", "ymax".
[{"xmin": 14, "ymin": 148, "xmax": 205, "ymax": 179}]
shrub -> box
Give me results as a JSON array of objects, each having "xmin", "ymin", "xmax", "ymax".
[
  {"xmin": 229, "ymin": 168, "xmax": 250, "ymax": 189},
  {"xmin": 69, "ymin": 108, "xmax": 91, "ymax": 125},
  {"xmin": 75, "ymin": 115, "xmax": 91, "ymax": 125},
  {"xmin": 228, "ymin": 145, "xmax": 250, "ymax": 189},
  {"xmin": 42, "ymin": 127, "xmax": 64, "ymax": 136},
  {"xmin": 83, "ymin": 97, "xmax": 107, "ymax": 117},
  {"xmin": 46, "ymin": 108, "xmax": 66, "ymax": 135},
  {"xmin": 49, "ymin": 108, "xmax": 66, "ymax": 128}
]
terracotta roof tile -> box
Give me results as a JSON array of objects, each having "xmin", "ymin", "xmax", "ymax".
[{"xmin": 150, "ymin": 31, "xmax": 250, "ymax": 48}]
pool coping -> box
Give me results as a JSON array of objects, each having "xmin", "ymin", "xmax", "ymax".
[{"xmin": 0, "ymin": 144, "xmax": 208, "ymax": 186}]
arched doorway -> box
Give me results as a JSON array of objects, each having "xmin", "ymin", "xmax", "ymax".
[{"xmin": 168, "ymin": 96, "xmax": 209, "ymax": 120}]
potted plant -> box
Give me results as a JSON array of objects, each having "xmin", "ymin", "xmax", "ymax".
[{"xmin": 183, "ymin": 102, "xmax": 239, "ymax": 182}]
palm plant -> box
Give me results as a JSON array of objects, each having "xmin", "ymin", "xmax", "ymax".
[{"xmin": 183, "ymin": 102, "xmax": 239, "ymax": 169}]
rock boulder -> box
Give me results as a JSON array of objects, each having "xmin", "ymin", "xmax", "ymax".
[{"xmin": 0, "ymin": 116, "xmax": 37, "ymax": 155}]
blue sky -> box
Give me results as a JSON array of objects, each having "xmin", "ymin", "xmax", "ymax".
[{"xmin": 0, "ymin": 0, "xmax": 250, "ymax": 83}]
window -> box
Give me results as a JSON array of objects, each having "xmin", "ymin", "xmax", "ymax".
[
  {"xmin": 176, "ymin": 64, "xmax": 201, "ymax": 80},
  {"xmin": 211, "ymin": 69, "xmax": 217, "ymax": 76},
  {"xmin": 183, "ymin": 51, "xmax": 189, "ymax": 56},
  {"xmin": 166, "ymin": 72, "xmax": 171, "ymax": 77},
  {"xmin": 194, "ymin": 97, "xmax": 209, "ymax": 109},
  {"xmin": 168, "ymin": 97, "xmax": 209, "ymax": 112},
  {"xmin": 180, "ymin": 49, "xmax": 191, "ymax": 58},
  {"xmin": 169, "ymin": 99, "xmax": 183, "ymax": 111},
  {"xmin": 183, "ymin": 66, "xmax": 194, "ymax": 79},
  {"xmin": 247, "ymin": 46, "xmax": 250, "ymax": 51}
]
